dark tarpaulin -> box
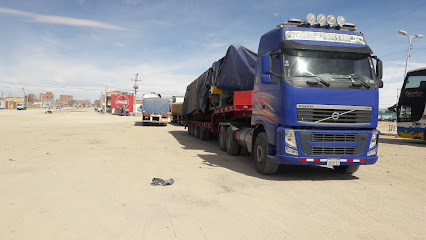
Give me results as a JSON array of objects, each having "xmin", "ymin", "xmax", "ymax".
[
  {"xmin": 212, "ymin": 45, "xmax": 257, "ymax": 91},
  {"xmin": 142, "ymin": 98, "xmax": 170, "ymax": 114},
  {"xmin": 182, "ymin": 45, "xmax": 257, "ymax": 115}
]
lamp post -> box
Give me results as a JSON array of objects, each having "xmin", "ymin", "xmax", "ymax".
[{"xmin": 398, "ymin": 30, "xmax": 423, "ymax": 78}]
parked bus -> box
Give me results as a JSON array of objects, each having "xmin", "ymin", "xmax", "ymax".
[{"xmin": 397, "ymin": 68, "xmax": 426, "ymax": 140}]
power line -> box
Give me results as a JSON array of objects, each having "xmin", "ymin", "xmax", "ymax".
[
  {"xmin": 0, "ymin": 80, "xmax": 133, "ymax": 92},
  {"xmin": 379, "ymin": 50, "xmax": 407, "ymax": 59},
  {"xmin": 384, "ymin": 51, "xmax": 407, "ymax": 89}
]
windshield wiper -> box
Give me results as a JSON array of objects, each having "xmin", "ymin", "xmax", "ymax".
[
  {"xmin": 332, "ymin": 75, "xmax": 370, "ymax": 89},
  {"xmin": 293, "ymin": 74, "xmax": 330, "ymax": 87},
  {"xmin": 351, "ymin": 76, "xmax": 370, "ymax": 89}
]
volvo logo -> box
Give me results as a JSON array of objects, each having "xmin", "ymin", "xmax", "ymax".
[{"xmin": 331, "ymin": 112, "xmax": 340, "ymax": 120}]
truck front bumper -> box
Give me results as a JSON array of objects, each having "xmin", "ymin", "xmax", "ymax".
[{"xmin": 269, "ymin": 127, "xmax": 379, "ymax": 165}]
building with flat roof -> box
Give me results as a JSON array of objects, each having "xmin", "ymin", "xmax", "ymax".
[{"xmin": 40, "ymin": 92, "xmax": 54, "ymax": 103}]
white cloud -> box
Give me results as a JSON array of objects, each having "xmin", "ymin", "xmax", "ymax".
[{"xmin": 0, "ymin": 7, "xmax": 126, "ymax": 31}]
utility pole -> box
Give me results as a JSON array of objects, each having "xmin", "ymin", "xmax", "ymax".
[
  {"xmin": 131, "ymin": 73, "xmax": 141, "ymax": 115},
  {"xmin": 398, "ymin": 30, "xmax": 424, "ymax": 78}
]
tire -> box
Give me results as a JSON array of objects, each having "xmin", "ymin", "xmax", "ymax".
[
  {"xmin": 205, "ymin": 130, "xmax": 211, "ymax": 141},
  {"xmin": 190, "ymin": 125, "xmax": 195, "ymax": 137},
  {"xmin": 253, "ymin": 132, "xmax": 279, "ymax": 175},
  {"xmin": 333, "ymin": 165, "xmax": 360, "ymax": 174},
  {"xmin": 200, "ymin": 128, "xmax": 207, "ymax": 141},
  {"xmin": 226, "ymin": 127, "xmax": 240, "ymax": 156},
  {"xmin": 218, "ymin": 125, "xmax": 228, "ymax": 151},
  {"xmin": 195, "ymin": 126, "xmax": 200, "ymax": 138}
]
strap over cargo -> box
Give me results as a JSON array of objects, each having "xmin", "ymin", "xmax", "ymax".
[{"xmin": 182, "ymin": 45, "xmax": 257, "ymax": 115}]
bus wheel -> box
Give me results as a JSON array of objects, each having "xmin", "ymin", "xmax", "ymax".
[
  {"xmin": 333, "ymin": 165, "xmax": 360, "ymax": 174},
  {"xmin": 253, "ymin": 132, "xmax": 278, "ymax": 175},
  {"xmin": 218, "ymin": 125, "xmax": 228, "ymax": 151},
  {"xmin": 226, "ymin": 127, "xmax": 240, "ymax": 156}
]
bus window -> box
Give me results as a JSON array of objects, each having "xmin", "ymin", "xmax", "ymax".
[
  {"xmin": 399, "ymin": 105, "xmax": 412, "ymax": 121},
  {"xmin": 405, "ymin": 76, "xmax": 426, "ymax": 89}
]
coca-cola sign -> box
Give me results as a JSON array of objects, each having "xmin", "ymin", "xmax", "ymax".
[{"xmin": 111, "ymin": 94, "xmax": 134, "ymax": 112}]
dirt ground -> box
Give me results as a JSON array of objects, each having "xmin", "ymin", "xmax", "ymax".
[{"xmin": 1, "ymin": 108, "xmax": 425, "ymax": 240}]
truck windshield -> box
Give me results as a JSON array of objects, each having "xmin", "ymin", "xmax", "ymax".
[{"xmin": 283, "ymin": 50, "xmax": 376, "ymax": 87}]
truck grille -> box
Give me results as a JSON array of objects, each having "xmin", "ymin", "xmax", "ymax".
[
  {"xmin": 312, "ymin": 147, "xmax": 355, "ymax": 155},
  {"xmin": 297, "ymin": 105, "xmax": 371, "ymax": 125},
  {"xmin": 312, "ymin": 133, "xmax": 357, "ymax": 142}
]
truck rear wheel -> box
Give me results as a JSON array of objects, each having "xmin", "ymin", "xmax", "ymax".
[
  {"xmin": 195, "ymin": 126, "xmax": 200, "ymax": 138},
  {"xmin": 226, "ymin": 127, "xmax": 240, "ymax": 156},
  {"xmin": 333, "ymin": 165, "xmax": 360, "ymax": 174},
  {"xmin": 218, "ymin": 125, "xmax": 228, "ymax": 151},
  {"xmin": 253, "ymin": 132, "xmax": 279, "ymax": 175},
  {"xmin": 200, "ymin": 128, "xmax": 207, "ymax": 141}
]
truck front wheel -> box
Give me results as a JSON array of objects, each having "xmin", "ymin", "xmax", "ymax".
[
  {"xmin": 333, "ymin": 165, "xmax": 360, "ymax": 174},
  {"xmin": 226, "ymin": 127, "xmax": 240, "ymax": 156},
  {"xmin": 253, "ymin": 132, "xmax": 279, "ymax": 175},
  {"xmin": 218, "ymin": 126, "xmax": 228, "ymax": 151}
]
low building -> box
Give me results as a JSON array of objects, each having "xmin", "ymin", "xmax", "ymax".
[
  {"xmin": 56, "ymin": 95, "xmax": 73, "ymax": 106},
  {"xmin": 40, "ymin": 92, "xmax": 54, "ymax": 102}
]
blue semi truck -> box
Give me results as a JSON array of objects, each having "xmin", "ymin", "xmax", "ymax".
[{"xmin": 183, "ymin": 14, "xmax": 383, "ymax": 175}]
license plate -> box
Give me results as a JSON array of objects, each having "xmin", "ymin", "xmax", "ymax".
[{"xmin": 327, "ymin": 159, "xmax": 341, "ymax": 166}]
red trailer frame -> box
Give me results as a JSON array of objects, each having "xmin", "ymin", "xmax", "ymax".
[{"xmin": 186, "ymin": 91, "xmax": 253, "ymax": 134}]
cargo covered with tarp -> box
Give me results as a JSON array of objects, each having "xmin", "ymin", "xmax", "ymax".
[
  {"xmin": 182, "ymin": 45, "xmax": 257, "ymax": 115},
  {"xmin": 171, "ymin": 102, "xmax": 183, "ymax": 114},
  {"xmin": 142, "ymin": 98, "xmax": 170, "ymax": 114}
]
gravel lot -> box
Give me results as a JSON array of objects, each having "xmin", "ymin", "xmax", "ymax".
[{"xmin": 1, "ymin": 108, "xmax": 425, "ymax": 240}]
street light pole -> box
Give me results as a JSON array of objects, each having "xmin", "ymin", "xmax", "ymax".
[{"xmin": 399, "ymin": 30, "xmax": 424, "ymax": 78}]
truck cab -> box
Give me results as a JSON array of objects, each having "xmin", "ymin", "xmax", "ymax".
[{"xmin": 252, "ymin": 14, "xmax": 383, "ymax": 174}]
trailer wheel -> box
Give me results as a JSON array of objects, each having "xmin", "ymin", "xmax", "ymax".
[
  {"xmin": 333, "ymin": 165, "xmax": 360, "ymax": 174},
  {"xmin": 218, "ymin": 125, "xmax": 228, "ymax": 151},
  {"xmin": 200, "ymin": 128, "xmax": 207, "ymax": 141},
  {"xmin": 195, "ymin": 126, "xmax": 200, "ymax": 138},
  {"xmin": 205, "ymin": 129, "xmax": 211, "ymax": 141},
  {"xmin": 253, "ymin": 132, "xmax": 279, "ymax": 175},
  {"xmin": 190, "ymin": 125, "xmax": 195, "ymax": 137},
  {"xmin": 226, "ymin": 127, "xmax": 240, "ymax": 156}
]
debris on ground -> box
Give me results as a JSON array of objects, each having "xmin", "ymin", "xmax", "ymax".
[{"xmin": 151, "ymin": 178, "xmax": 174, "ymax": 186}]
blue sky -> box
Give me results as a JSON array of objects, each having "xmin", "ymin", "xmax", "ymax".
[{"xmin": 0, "ymin": 0, "xmax": 425, "ymax": 108}]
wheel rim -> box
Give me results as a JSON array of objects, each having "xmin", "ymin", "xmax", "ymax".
[{"xmin": 256, "ymin": 145, "xmax": 263, "ymax": 164}]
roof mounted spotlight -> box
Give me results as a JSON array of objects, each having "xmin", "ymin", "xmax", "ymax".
[
  {"xmin": 342, "ymin": 23, "xmax": 356, "ymax": 31},
  {"xmin": 306, "ymin": 13, "xmax": 316, "ymax": 25},
  {"xmin": 277, "ymin": 18, "xmax": 302, "ymax": 28},
  {"xmin": 336, "ymin": 16, "xmax": 346, "ymax": 27},
  {"xmin": 317, "ymin": 14, "xmax": 326, "ymax": 25},
  {"xmin": 326, "ymin": 15, "xmax": 336, "ymax": 26}
]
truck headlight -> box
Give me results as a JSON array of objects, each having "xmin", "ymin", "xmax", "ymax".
[
  {"xmin": 285, "ymin": 129, "xmax": 297, "ymax": 149},
  {"xmin": 369, "ymin": 130, "xmax": 378, "ymax": 149}
]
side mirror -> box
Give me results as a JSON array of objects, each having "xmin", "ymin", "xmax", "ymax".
[
  {"xmin": 262, "ymin": 54, "xmax": 271, "ymax": 74},
  {"xmin": 376, "ymin": 58, "xmax": 383, "ymax": 80},
  {"xmin": 261, "ymin": 75, "xmax": 272, "ymax": 84}
]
